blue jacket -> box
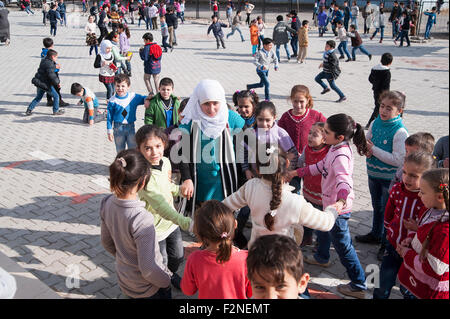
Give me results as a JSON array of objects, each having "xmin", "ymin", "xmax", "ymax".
[
  {"xmin": 47, "ymin": 9, "xmax": 61, "ymax": 24},
  {"xmin": 318, "ymin": 12, "xmax": 328, "ymax": 27},
  {"xmin": 139, "ymin": 42, "xmax": 162, "ymax": 74},
  {"xmin": 207, "ymin": 21, "xmax": 227, "ymax": 37},
  {"xmin": 57, "ymin": 3, "xmax": 66, "ymax": 14},
  {"xmin": 425, "ymin": 11, "xmax": 437, "ymax": 25},
  {"xmin": 332, "ymin": 9, "xmax": 344, "ymax": 24},
  {"xmin": 106, "ymin": 92, "xmax": 147, "ymax": 134}
]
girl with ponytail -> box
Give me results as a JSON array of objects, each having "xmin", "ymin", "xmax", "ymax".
[
  {"xmin": 222, "ymin": 144, "xmax": 339, "ymax": 249},
  {"xmin": 180, "ymin": 200, "xmax": 252, "ymax": 299},
  {"xmin": 287, "ymin": 113, "xmax": 369, "ymax": 299},
  {"xmin": 100, "ymin": 149, "xmax": 172, "ymax": 299},
  {"xmin": 397, "ymin": 168, "xmax": 449, "ymax": 299}
]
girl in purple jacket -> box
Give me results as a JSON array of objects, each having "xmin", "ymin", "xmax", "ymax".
[{"xmin": 288, "ymin": 113, "xmax": 369, "ymax": 299}]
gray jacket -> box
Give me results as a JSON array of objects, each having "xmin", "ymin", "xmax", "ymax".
[
  {"xmin": 272, "ymin": 21, "xmax": 295, "ymax": 45},
  {"xmin": 253, "ymin": 48, "xmax": 279, "ymax": 71}
]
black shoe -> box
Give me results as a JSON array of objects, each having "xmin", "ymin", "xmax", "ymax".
[
  {"xmin": 339, "ymin": 55, "xmax": 345, "ymax": 59},
  {"xmin": 53, "ymin": 109, "xmax": 65, "ymax": 115},
  {"xmin": 320, "ymin": 88, "xmax": 331, "ymax": 95},
  {"xmin": 46, "ymin": 100, "xmax": 53, "ymax": 106},
  {"xmin": 368, "ymin": 54, "xmax": 372, "ymax": 61},
  {"xmin": 345, "ymin": 58, "xmax": 351, "ymax": 62},
  {"xmin": 336, "ymin": 96, "xmax": 347, "ymax": 103},
  {"xmin": 60, "ymin": 101, "xmax": 70, "ymax": 107},
  {"xmin": 355, "ymin": 233, "xmax": 381, "ymax": 245},
  {"xmin": 171, "ymin": 273, "xmax": 182, "ymax": 290},
  {"xmin": 25, "ymin": 109, "xmax": 32, "ymax": 116},
  {"xmin": 352, "ymin": 58, "xmax": 356, "ymax": 61},
  {"xmin": 377, "ymin": 246, "xmax": 386, "ymax": 261},
  {"xmin": 292, "ymin": 54, "xmax": 297, "ymax": 57}
]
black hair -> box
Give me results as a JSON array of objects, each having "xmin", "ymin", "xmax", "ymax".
[
  {"xmin": 114, "ymin": 73, "xmax": 131, "ymax": 86},
  {"xmin": 179, "ymin": 98, "xmax": 189, "ymax": 114},
  {"xmin": 350, "ymin": 24, "xmax": 356, "ymax": 29},
  {"xmin": 326, "ymin": 113, "xmax": 368, "ymax": 156},
  {"xmin": 276, "ymin": 15, "xmax": 283, "ymax": 21},
  {"xmin": 118, "ymin": 23, "xmax": 131, "ymax": 38},
  {"xmin": 247, "ymin": 234, "xmax": 305, "ymax": 285},
  {"xmin": 381, "ymin": 52, "xmax": 393, "ymax": 66},
  {"xmin": 255, "ymin": 100, "xmax": 276, "ymax": 119},
  {"xmin": 46, "ymin": 49, "xmax": 58, "ymax": 59},
  {"xmin": 142, "ymin": 32, "xmax": 153, "ymax": 42},
  {"xmin": 109, "ymin": 149, "xmax": 151, "ymax": 198},
  {"xmin": 70, "ymin": 83, "xmax": 84, "ymax": 95},
  {"xmin": 43, "ymin": 37, "xmax": 53, "ymax": 49},
  {"xmin": 262, "ymin": 37, "xmax": 273, "ymax": 45},
  {"xmin": 232, "ymin": 89, "xmax": 260, "ymax": 108},
  {"xmin": 159, "ymin": 77, "xmax": 174, "ymax": 88},
  {"xmin": 302, "ymin": 20, "xmax": 309, "ymax": 26},
  {"xmin": 135, "ymin": 125, "xmax": 169, "ymax": 150},
  {"xmin": 326, "ymin": 40, "xmax": 336, "ymax": 48}
]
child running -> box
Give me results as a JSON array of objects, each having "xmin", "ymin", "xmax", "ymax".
[
  {"xmin": 373, "ymin": 151, "xmax": 434, "ymax": 299},
  {"xmin": 136, "ymin": 125, "xmax": 193, "ymax": 290},
  {"xmin": 100, "ymin": 149, "xmax": 172, "ymax": 299},
  {"xmin": 247, "ymin": 234, "xmax": 310, "ymax": 299},
  {"xmin": 226, "ymin": 10, "xmax": 245, "ymax": 42},
  {"xmin": 356, "ymin": 91, "xmax": 409, "ymax": 258},
  {"xmin": 223, "ymin": 144, "xmax": 339, "ymax": 248},
  {"xmin": 336, "ymin": 21, "xmax": 352, "ymax": 62},
  {"xmin": 315, "ymin": 40, "xmax": 346, "ymax": 103},
  {"xmin": 288, "ymin": 113, "xmax": 369, "ymax": 299},
  {"xmin": 180, "ymin": 200, "xmax": 252, "ymax": 299},
  {"xmin": 207, "ymin": 15, "xmax": 228, "ymax": 49},
  {"xmin": 396, "ymin": 168, "xmax": 449, "ymax": 299},
  {"xmin": 246, "ymin": 38, "xmax": 278, "ymax": 101},
  {"xmin": 348, "ymin": 24, "xmax": 372, "ymax": 61},
  {"xmin": 106, "ymin": 74, "xmax": 151, "ymax": 152}
]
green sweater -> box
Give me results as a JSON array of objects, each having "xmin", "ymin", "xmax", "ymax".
[
  {"xmin": 144, "ymin": 93, "xmax": 180, "ymax": 128},
  {"xmin": 138, "ymin": 157, "xmax": 191, "ymax": 241}
]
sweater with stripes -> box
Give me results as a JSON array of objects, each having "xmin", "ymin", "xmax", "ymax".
[
  {"xmin": 398, "ymin": 208, "xmax": 449, "ymax": 299},
  {"xmin": 384, "ymin": 182, "xmax": 427, "ymax": 250}
]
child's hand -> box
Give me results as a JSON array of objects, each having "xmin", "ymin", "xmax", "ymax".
[
  {"xmin": 400, "ymin": 237, "xmax": 413, "ymax": 248},
  {"xmin": 144, "ymin": 98, "xmax": 150, "ymax": 109},
  {"xmin": 180, "ymin": 179, "xmax": 194, "ymax": 200},
  {"xmin": 366, "ymin": 139, "xmax": 374, "ymax": 150},
  {"xmin": 77, "ymin": 100, "xmax": 83, "ymax": 106},
  {"xmin": 396, "ymin": 244, "xmax": 410, "ymax": 258},
  {"xmin": 245, "ymin": 170, "xmax": 254, "ymax": 180},
  {"xmin": 331, "ymin": 201, "xmax": 344, "ymax": 213},
  {"xmin": 107, "ymin": 133, "xmax": 114, "ymax": 142},
  {"xmin": 365, "ymin": 148, "xmax": 373, "ymax": 158},
  {"xmin": 286, "ymin": 170, "xmax": 297, "ymax": 182},
  {"xmin": 56, "ymin": 63, "xmax": 61, "ymax": 69},
  {"xmin": 403, "ymin": 218, "xmax": 418, "ymax": 232}
]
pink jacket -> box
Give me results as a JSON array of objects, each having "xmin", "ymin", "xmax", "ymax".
[{"xmin": 297, "ymin": 141, "xmax": 354, "ymax": 214}]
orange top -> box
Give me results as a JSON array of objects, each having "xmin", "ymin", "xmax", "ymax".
[{"xmin": 250, "ymin": 25, "xmax": 259, "ymax": 45}]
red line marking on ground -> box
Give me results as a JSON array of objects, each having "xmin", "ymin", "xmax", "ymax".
[
  {"xmin": 3, "ymin": 160, "xmax": 31, "ymax": 170},
  {"xmin": 57, "ymin": 191, "xmax": 104, "ymax": 204}
]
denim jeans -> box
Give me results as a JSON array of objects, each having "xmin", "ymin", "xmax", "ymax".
[
  {"xmin": 25, "ymin": 6, "xmax": 34, "ymax": 14},
  {"xmin": 89, "ymin": 45, "xmax": 98, "ymax": 55},
  {"xmin": 344, "ymin": 18, "xmax": 350, "ymax": 31},
  {"xmin": 391, "ymin": 21, "xmax": 399, "ymax": 38},
  {"xmin": 318, "ymin": 26, "xmax": 325, "ymax": 36},
  {"xmin": 314, "ymin": 213, "xmax": 367, "ymax": 290},
  {"xmin": 247, "ymin": 69, "xmax": 270, "ymax": 101},
  {"xmin": 227, "ymin": 27, "xmax": 244, "ymax": 41},
  {"xmin": 113, "ymin": 122, "xmax": 136, "ymax": 152},
  {"xmin": 351, "ymin": 17, "xmax": 358, "ymax": 30},
  {"xmin": 372, "ymin": 26, "xmax": 385, "ymax": 39},
  {"xmin": 373, "ymin": 241, "xmax": 403, "ymax": 299},
  {"xmin": 275, "ymin": 43, "xmax": 290, "ymax": 62},
  {"xmin": 103, "ymin": 82, "xmax": 115, "ymax": 100},
  {"xmin": 50, "ymin": 22, "xmax": 57, "ymax": 36},
  {"xmin": 215, "ymin": 35, "xmax": 225, "ymax": 48},
  {"xmin": 28, "ymin": 86, "xmax": 60, "ymax": 113},
  {"xmin": 352, "ymin": 45, "xmax": 371, "ymax": 59},
  {"xmin": 43, "ymin": 11, "xmax": 47, "ymax": 24},
  {"xmin": 252, "ymin": 44, "xmax": 258, "ymax": 55},
  {"xmin": 258, "ymin": 35, "xmax": 264, "ymax": 50},
  {"xmin": 315, "ymin": 71, "xmax": 345, "ymax": 98},
  {"xmin": 159, "ymin": 228, "xmax": 184, "ymax": 273},
  {"xmin": 162, "ymin": 35, "xmax": 170, "ymax": 51},
  {"xmin": 291, "ymin": 35, "xmax": 299, "ymax": 56},
  {"xmin": 60, "ymin": 12, "xmax": 66, "ymax": 26},
  {"xmin": 400, "ymin": 285, "xmax": 417, "ymax": 299},
  {"xmin": 399, "ymin": 30, "xmax": 410, "ymax": 46},
  {"xmin": 338, "ymin": 41, "xmax": 351, "ymax": 59},
  {"xmin": 145, "ymin": 17, "xmax": 151, "ymax": 30},
  {"xmin": 368, "ymin": 176, "xmax": 391, "ymax": 240},
  {"xmin": 425, "ymin": 22, "xmax": 433, "ymax": 38}
]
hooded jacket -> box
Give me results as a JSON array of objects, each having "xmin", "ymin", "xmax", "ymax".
[
  {"xmin": 369, "ymin": 63, "xmax": 391, "ymax": 95},
  {"xmin": 32, "ymin": 56, "xmax": 60, "ymax": 91}
]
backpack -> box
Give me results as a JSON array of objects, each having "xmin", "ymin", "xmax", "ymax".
[
  {"xmin": 94, "ymin": 54, "xmax": 102, "ymax": 68},
  {"xmin": 146, "ymin": 43, "xmax": 162, "ymax": 74}
]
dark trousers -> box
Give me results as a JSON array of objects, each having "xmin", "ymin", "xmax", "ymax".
[
  {"xmin": 367, "ymin": 91, "xmax": 381, "ymax": 126},
  {"xmin": 399, "ymin": 30, "xmax": 410, "ymax": 46},
  {"xmin": 46, "ymin": 85, "xmax": 63, "ymax": 104},
  {"xmin": 98, "ymin": 26, "xmax": 108, "ymax": 43}
]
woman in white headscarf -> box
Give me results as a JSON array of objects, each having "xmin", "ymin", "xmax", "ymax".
[
  {"xmin": 178, "ymin": 79, "xmax": 245, "ymax": 216},
  {"xmin": 98, "ymin": 40, "xmax": 116, "ymax": 102}
]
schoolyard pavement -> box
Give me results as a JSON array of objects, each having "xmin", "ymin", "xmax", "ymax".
[{"xmin": 0, "ymin": 9, "xmax": 448, "ymax": 299}]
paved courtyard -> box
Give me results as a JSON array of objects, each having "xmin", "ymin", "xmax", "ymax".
[{"xmin": 0, "ymin": 8, "xmax": 448, "ymax": 299}]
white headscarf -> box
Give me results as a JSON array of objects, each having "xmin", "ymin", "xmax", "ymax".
[
  {"xmin": 100, "ymin": 40, "xmax": 113, "ymax": 60},
  {"xmin": 181, "ymin": 79, "xmax": 229, "ymax": 139}
]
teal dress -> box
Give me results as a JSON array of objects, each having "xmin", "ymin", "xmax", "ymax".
[{"xmin": 179, "ymin": 109, "xmax": 245, "ymax": 202}]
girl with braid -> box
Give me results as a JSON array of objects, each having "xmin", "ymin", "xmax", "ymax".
[
  {"xmin": 222, "ymin": 144, "xmax": 340, "ymax": 249},
  {"xmin": 397, "ymin": 168, "xmax": 449, "ymax": 299}
]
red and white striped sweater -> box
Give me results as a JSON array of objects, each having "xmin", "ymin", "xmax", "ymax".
[
  {"xmin": 384, "ymin": 182, "xmax": 427, "ymax": 250},
  {"xmin": 397, "ymin": 208, "xmax": 449, "ymax": 299}
]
